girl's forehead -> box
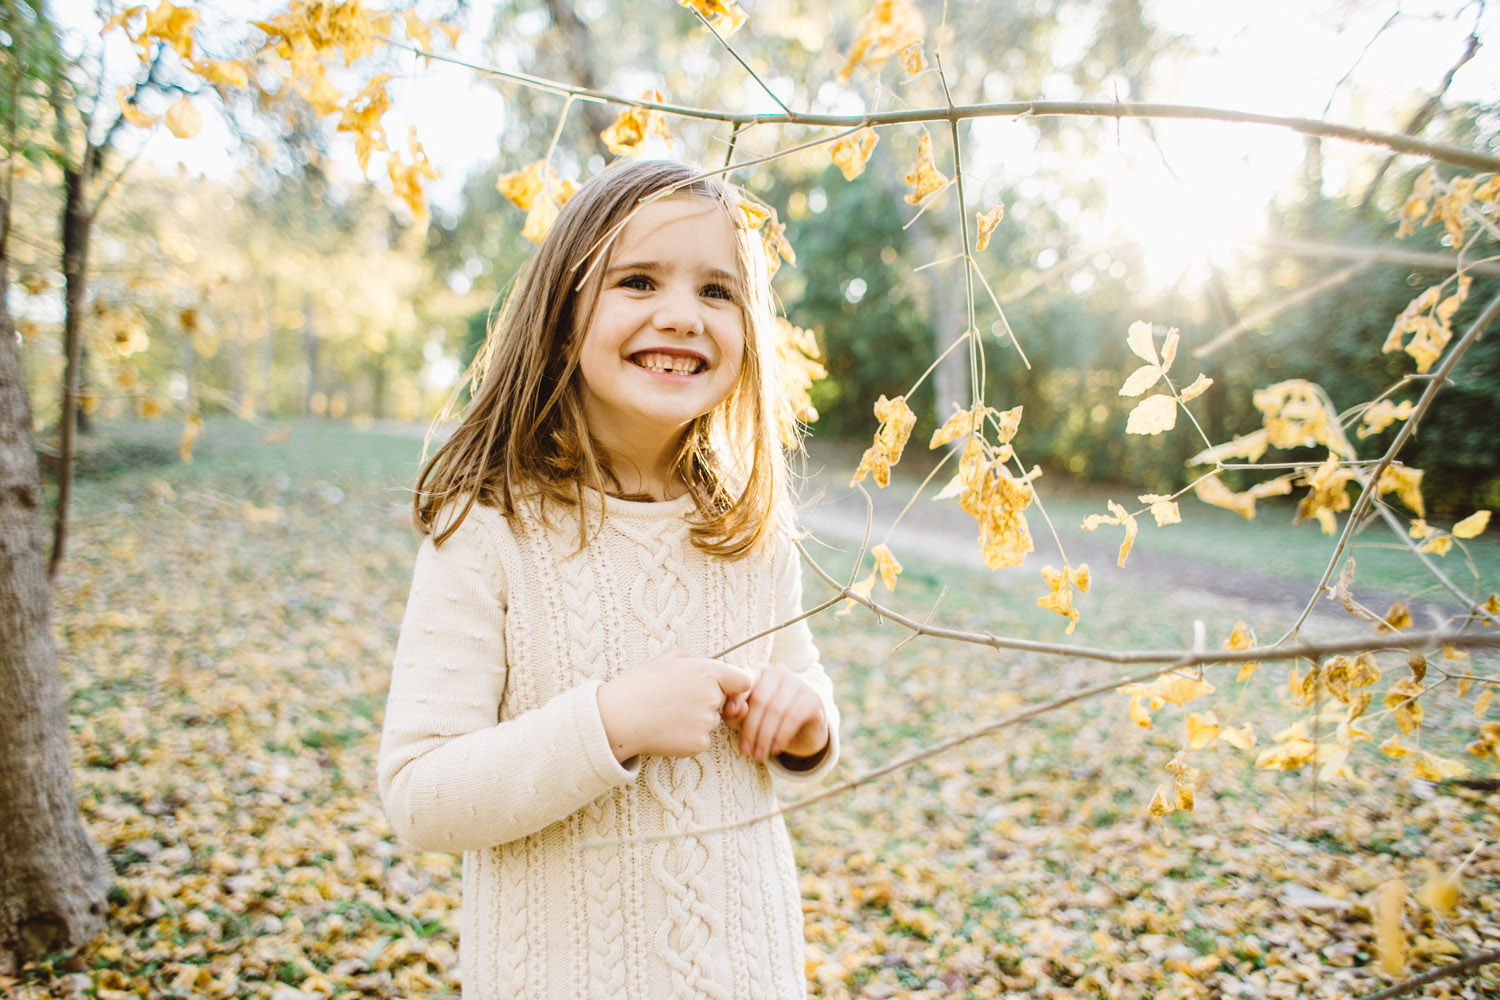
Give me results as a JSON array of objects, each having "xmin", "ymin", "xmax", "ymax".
[{"xmin": 610, "ymin": 195, "xmax": 739, "ymax": 262}]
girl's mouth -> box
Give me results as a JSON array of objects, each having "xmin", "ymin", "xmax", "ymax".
[{"xmin": 630, "ymin": 351, "xmax": 705, "ymax": 375}]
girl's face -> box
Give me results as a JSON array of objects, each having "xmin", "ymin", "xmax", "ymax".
[{"xmin": 575, "ymin": 195, "xmax": 747, "ymax": 463}]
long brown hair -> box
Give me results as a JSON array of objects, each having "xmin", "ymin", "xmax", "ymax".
[{"xmin": 414, "ymin": 158, "xmax": 795, "ymax": 558}]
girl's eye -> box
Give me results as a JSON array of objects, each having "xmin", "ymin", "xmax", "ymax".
[
  {"xmin": 620, "ymin": 275, "xmax": 653, "ymax": 291},
  {"xmin": 703, "ymin": 283, "xmax": 734, "ymax": 301}
]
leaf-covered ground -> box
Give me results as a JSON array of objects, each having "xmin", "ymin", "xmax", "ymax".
[{"xmin": 14, "ymin": 420, "xmax": 1499, "ymax": 999}]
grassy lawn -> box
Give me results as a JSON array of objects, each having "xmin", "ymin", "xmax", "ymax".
[{"xmin": 15, "ymin": 417, "xmax": 1499, "ymax": 999}]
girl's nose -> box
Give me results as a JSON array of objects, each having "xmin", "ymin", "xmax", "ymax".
[{"xmin": 652, "ymin": 285, "xmax": 703, "ymax": 336}]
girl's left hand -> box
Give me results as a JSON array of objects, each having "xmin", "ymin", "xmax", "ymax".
[{"xmin": 722, "ymin": 662, "xmax": 828, "ymax": 764}]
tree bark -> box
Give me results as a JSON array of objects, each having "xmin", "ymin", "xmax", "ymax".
[{"xmin": 0, "ymin": 190, "xmax": 112, "ymax": 974}]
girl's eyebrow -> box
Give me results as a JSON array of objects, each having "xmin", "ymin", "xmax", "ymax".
[{"xmin": 605, "ymin": 260, "xmax": 741, "ymax": 286}]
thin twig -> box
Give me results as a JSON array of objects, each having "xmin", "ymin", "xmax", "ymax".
[
  {"xmin": 1354, "ymin": 948, "xmax": 1500, "ymax": 1000},
  {"xmin": 687, "ymin": 8, "xmax": 794, "ymax": 118},
  {"xmin": 795, "ymin": 541, "xmax": 1500, "ymax": 667},
  {"xmin": 1194, "ymin": 263, "xmax": 1371, "ymax": 358}
]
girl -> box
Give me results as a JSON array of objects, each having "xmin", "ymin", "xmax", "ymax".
[{"xmin": 377, "ymin": 158, "xmax": 839, "ymax": 1000}]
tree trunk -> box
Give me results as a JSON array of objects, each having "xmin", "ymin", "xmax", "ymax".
[
  {"xmin": 0, "ymin": 191, "xmax": 112, "ymax": 974},
  {"xmin": 49, "ymin": 161, "xmax": 91, "ymax": 579},
  {"xmin": 302, "ymin": 300, "xmax": 319, "ymax": 417}
]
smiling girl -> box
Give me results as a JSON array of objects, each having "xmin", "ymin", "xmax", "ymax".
[{"xmin": 377, "ymin": 158, "xmax": 838, "ymax": 999}]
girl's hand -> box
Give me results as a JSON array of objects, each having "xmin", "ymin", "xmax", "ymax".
[
  {"xmin": 722, "ymin": 662, "xmax": 828, "ymax": 764},
  {"xmin": 597, "ymin": 647, "xmax": 753, "ymax": 762}
]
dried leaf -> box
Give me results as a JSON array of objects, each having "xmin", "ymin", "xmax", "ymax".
[
  {"xmin": 1178, "ymin": 374, "xmax": 1214, "ymax": 402},
  {"xmin": 1119, "ymin": 364, "xmax": 1162, "ymax": 398},
  {"xmin": 871, "ymin": 543, "xmax": 902, "ymax": 591},
  {"xmin": 1453, "ymin": 510, "xmax": 1490, "ymax": 539},
  {"xmin": 164, "ymin": 96, "xmax": 201, "ymax": 139},
  {"xmin": 1125, "ymin": 394, "xmax": 1177, "ymax": 436},
  {"xmin": 851, "ymin": 394, "xmax": 917, "ymax": 488},
  {"xmin": 975, "ymin": 204, "xmax": 1004, "ymax": 251},
  {"xmin": 600, "ymin": 90, "xmax": 674, "ymax": 156},
  {"xmin": 839, "ymin": 0, "xmax": 925, "ymax": 80},
  {"xmin": 903, "ymin": 132, "xmax": 948, "ymax": 205},
  {"xmin": 830, "ymin": 127, "xmax": 879, "ymax": 182},
  {"xmin": 678, "ymin": 0, "xmax": 747, "ymax": 35}
]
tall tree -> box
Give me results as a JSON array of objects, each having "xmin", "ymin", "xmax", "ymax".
[{"xmin": 0, "ymin": 0, "xmax": 112, "ymax": 968}]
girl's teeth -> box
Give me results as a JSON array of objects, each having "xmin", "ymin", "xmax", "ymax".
[{"xmin": 634, "ymin": 352, "xmax": 701, "ymax": 374}]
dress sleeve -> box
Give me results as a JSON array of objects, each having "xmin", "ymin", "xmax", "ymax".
[
  {"xmin": 765, "ymin": 532, "xmax": 840, "ymax": 784},
  {"xmin": 377, "ymin": 507, "xmax": 639, "ymax": 853}
]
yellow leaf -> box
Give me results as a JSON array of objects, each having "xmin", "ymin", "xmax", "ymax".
[
  {"xmin": 1126, "ymin": 320, "xmax": 1159, "ymax": 365},
  {"xmin": 902, "ymin": 132, "xmax": 948, "ymax": 205},
  {"xmin": 115, "ymin": 86, "xmax": 158, "ymax": 129},
  {"xmin": 1118, "ymin": 670, "xmax": 1214, "ymax": 708},
  {"xmin": 1255, "ymin": 736, "xmax": 1316, "ymax": 771},
  {"xmin": 829, "ymin": 127, "xmax": 879, "ymax": 182},
  {"xmin": 436, "ymin": 21, "xmax": 461, "ymax": 45},
  {"xmin": 1127, "ymin": 694, "xmax": 1152, "ymax": 729},
  {"xmin": 1379, "ymin": 734, "xmax": 1409, "ymax": 758},
  {"xmin": 601, "ymin": 90, "xmax": 674, "ymax": 156},
  {"xmin": 1378, "ymin": 465, "xmax": 1425, "ymax": 518},
  {"xmin": 1224, "ymin": 621, "xmax": 1255, "ymax": 652},
  {"xmin": 1126, "ymin": 394, "xmax": 1177, "ymax": 436},
  {"xmin": 1137, "ymin": 495, "xmax": 1180, "ymax": 526},
  {"xmin": 191, "ymin": 58, "xmax": 249, "ymax": 89},
  {"xmin": 1036, "ymin": 563, "xmax": 1083, "ymax": 633},
  {"xmin": 1384, "ymin": 677, "xmax": 1425, "ymax": 736},
  {"xmin": 1146, "ymin": 779, "xmax": 1176, "ymax": 822},
  {"xmin": 1119, "ymin": 364, "xmax": 1162, "ymax": 398},
  {"xmin": 928, "ymin": 403, "xmax": 987, "ymax": 449},
  {"xmin": 1373, "ymin": 880, "xmax": 1407, "ymax": 976},
  {"xmin": 1358, "ymin": 398, "xmax": 1413, "ymax": 438},
  {"xmin": 1220, "ymin": 722, "xmax": 1256, "ymax": 750},
  {"xmin": 1453, "ymin": 509, "xmax": 1490, "ymax": 539},
  {"xmin": 143, "ymin": 0, "xmax": 197, "ymax": 59},
  {"xmin": 1474, "ymin": 688, "xmax": 1493, "ymax": 719},
  {"xmin": 521, "ymin": 192, "xmax": 562, "ymax": 244},
  {"xmin": 871, "ymin": 543, "xmax": 902, "ymax": 591},
  {"xmin": 388, "ymin": 125, "xmax": 440, "ymax": 220},
  {"xmin": 993, "ymin": 405, "xmax": 1023, "ymax": 444},
  {"xmin": 1109, "ymin": 500, "xmax": 1137, "ymax": 568},
  {"xmin": 1179, "ymin": 373, "xmax": 1214, "ymax": 402},
  {"xmin": 851, "ymin": 394, "xmax": 917, "ymax": 488},
  {"xmin": 1414, "ymin": 867, "xmax": 1460, "ymax": 917},
  {"xmin": 403, "ymin": 9, "xmax": 432, "ymax": 51},
  {"xmin": 496, "ymin": 159, "xmax": 572, "ymax": 212},
  {"xmin": 178, "ymin": 412, "xmax": 203, "ymax": 463},
  {"xmin": 1378, "ymin": 602, "xmax": 1413, "ymax": 633},
  {"xmin": 1419, "ymin": 533, "xmax": 1453, "ymax": 556},
  {"xmin": 895, "ymin": 40, "xmax": 926, "ymax": 75},
  {"xmin": 678, "ymin": 0, "xmax": 747, "ymax": 35},
  {"xmin": 1187, "ymin": 711, "xmax": 1219, "ymax": 749},
  {"xmin": 1411, "ymin": 751, "xmax": 1468, "ymax": 781},
  {"xmin": 1160, "ymin": 328, "xmax": 1180, "ymax": 373},
  {"xmin": 975, "ymin": 204, "xmax": 1004, "ymax": 251},
  {"xmin": 1194, "ymin": 475, "xmax": 1257, "ymax": 520},
  {"xmin": 838, "ymin": 0, "xmax": 925, "ymax": 80},
  {"xmin": 837, "ymin": 571, "xmax": 876, "ymax": 616}
]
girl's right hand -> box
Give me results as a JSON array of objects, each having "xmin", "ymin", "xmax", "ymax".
[{"xmin": 596, "ymin": 648, "xmax": 754, "ymax": 762}]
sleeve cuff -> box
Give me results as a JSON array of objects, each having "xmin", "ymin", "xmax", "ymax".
[
  {"xmin": 571, "ymin": 678, "xmax": 642, "ymax": 785},
  {"xmin": 768, "ymin": 722, "xmax": 839, "ymax": 784}
]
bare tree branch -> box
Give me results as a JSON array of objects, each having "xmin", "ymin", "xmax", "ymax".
[
  {"xmin": 1355, "ymin": 948, "xmax": 1500, "ymax": 1000},
  {"xmin": 379, "ymin": 38, "xmax": 1500, "ymax": 173}
]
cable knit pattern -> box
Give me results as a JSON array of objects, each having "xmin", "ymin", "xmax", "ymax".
[{"xmin": 378, "ymin": 492, "xmax": 839, "ymax": 999}]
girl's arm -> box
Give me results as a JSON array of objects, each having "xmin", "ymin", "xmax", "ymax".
[
  {"xmin": 762, "ymin": 534, "xmax": 840, "ymax": 784},
  {"xmin": 377, "ymin": 506, "xmax": 638, "ymax": 853}
]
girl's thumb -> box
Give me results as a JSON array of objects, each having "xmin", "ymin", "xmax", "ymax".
[{"xmin": 715, "ymin": 663, "xmax": 754, "ymax": 694}]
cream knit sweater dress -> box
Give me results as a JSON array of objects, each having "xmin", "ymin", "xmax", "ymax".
[{"xmin": 377, "ymin": 492, "xmax": 839, "ymax": 1000}]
